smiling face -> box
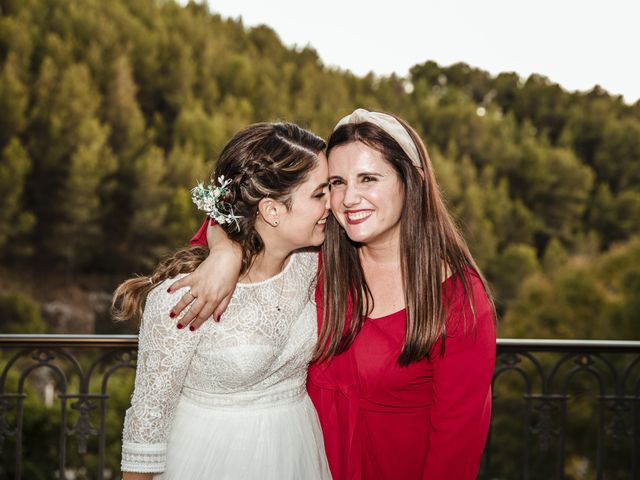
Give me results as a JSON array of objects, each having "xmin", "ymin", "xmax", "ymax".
[
  {"xmin": 328, "ymin": 142, "xmax": 404, "ymax": 247},
  {"xmin": 275, "ymin": 152, "xmax": 330, "ymax": 249}
]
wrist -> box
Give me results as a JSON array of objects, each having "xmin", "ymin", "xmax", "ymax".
[{"xmin": 209, "ymin": 242, "xmax": 243, "ymax": 263}]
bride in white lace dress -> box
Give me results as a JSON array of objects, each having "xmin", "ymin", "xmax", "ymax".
[{"xmin": 114, "ymin": 123, "xmax": 332, "ymax": 480}]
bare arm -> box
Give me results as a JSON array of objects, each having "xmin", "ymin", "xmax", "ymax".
[
  {"xmin": 167, "ymin": 223, "xmax": 243, "ymax": 330},
  {"xmin": 122, "ymin": 473, "xmax": 153, "ymax": 480}
]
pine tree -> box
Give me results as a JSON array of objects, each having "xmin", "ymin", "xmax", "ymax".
[
  {"xmin": 0, "ymin": 52, "xmax": 28, "ymax": 148},
  {"xmin": 0, "ymin": 138, "xmax": 35, "ymax": 255}
]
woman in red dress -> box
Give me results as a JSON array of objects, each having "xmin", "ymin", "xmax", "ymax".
[{"xmin": 175, "ymin": 109, "xmax": 496, "ymax": 479}]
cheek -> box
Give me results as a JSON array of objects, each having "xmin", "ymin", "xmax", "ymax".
[
  {"xmin": 329, "ymin": 189, "xmax": 342, "ymax": 211},
  {"xmin": 377, "ymin": 179, "xmax": 403, "ymax": 204},
  {"xmin": 290, "ymin": 201, "xmax": 323, "ymax": 229},
  {"xmin": 367, "ymin": 187, "xmax": 387, "ymax": 204},
  {"xmin": 384, "ymin": 186, "xmax": 405, "ymax": 219}
]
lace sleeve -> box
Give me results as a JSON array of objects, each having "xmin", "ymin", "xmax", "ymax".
[{"xmin": 121, "ymin": 278, "xmax": 202, "ymax": 473}]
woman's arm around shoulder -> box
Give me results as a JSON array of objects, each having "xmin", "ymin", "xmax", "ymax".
[{"xmin": 167, "ymin": 220, "xmax": 243, "ymax": 330}]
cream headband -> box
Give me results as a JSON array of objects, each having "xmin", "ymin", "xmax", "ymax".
[{"xmin": 334, "ymin": 108, "xmax": 422, "ymax": 168}]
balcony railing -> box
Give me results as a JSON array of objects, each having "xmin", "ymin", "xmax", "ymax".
[{"xmin": 0, "ymin": 335, "xmax": 638, "ymax": 479}]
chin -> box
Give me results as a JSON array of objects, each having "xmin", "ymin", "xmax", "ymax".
[
  {"xmin": 343, "ymin": 227, "xmax": 373, "ymax": 243},
  {"xmin": 310, "ymin": 233, "xmax": 326, "ymax": 246}
]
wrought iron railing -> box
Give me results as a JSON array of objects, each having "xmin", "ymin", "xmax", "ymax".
[{"xmin": 0, "ymin": 335, "xmax": 638, "ymax": 479}]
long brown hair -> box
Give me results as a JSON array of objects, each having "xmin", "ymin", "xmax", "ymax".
[
  {"xmin": 316, "ymin": 113, "xmax": 494, "ymax": 365},
  {"xmin": 113, "ymin": 122, "xmax": 326, "ymax": 322}
]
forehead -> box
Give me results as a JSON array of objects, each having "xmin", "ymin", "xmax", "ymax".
[
  {"xmin": 293, "ymin": 152, "xmax": 328, "ymax": 192},
  {"xmin": 315, "ymin": 151, "xmax": 328, "ymax": 172},
  {"xmin": 309, "ymin": 151, "xmax": 328, "ymax": 179},
  {"xmin": 328, "ymin": 141, "xmax": 391, "ymax": 175}
]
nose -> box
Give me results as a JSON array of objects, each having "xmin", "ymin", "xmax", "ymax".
[{"xmin": 342, "ymin": 182, "xmax": 360, "ymax": 208}]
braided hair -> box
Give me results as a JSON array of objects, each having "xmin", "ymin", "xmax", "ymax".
[{"xmin": 214, "ymin": 122, "xmax": 326, "ymax": 272}]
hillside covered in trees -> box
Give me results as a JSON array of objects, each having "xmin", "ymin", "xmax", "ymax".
[{"xmin": 1, "ymin": 0, "xmax": 639, "ymax": 339}]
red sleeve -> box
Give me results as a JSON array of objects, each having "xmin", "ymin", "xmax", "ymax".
[
  {"xmin": 423, "ymin": 272, "xmax": 496, "ymax": 479},
  {"xmin": 189, "ymin": 218, "xmax": 211, "ymax": 246}
]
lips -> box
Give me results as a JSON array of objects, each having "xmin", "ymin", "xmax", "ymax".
[
  {"xmin": 345, "ymin": 210, "xmax": 373, "ymax": 225},
  {"xmin": 316, "ymin": 216, "xmax": 328, "ymax": 229}
]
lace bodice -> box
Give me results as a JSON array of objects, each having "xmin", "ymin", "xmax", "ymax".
[{"xmin": 121, "ymin": 251, "xmax": 319, "ymax": 473}]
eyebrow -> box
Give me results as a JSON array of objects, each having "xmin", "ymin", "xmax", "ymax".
[
  {"xmin": 356, "ymin": 172, "xmax": 385, "ymax": 178},
  {"xmin": 328, "ymin": 172, "xmax": 385, "ymax": 181}
]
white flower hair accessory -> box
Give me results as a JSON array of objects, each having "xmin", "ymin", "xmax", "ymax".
[{"xmin": 191, "ymin": 175, "xmax": 242, "ymax": 231}]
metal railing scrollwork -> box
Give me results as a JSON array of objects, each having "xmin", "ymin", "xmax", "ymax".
[{"xmin": 0, "ymin": 335, "xmax": 638, "ymax": 479}]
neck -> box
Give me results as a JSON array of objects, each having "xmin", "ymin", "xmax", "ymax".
[
  {"xmin": 358, "ymin": 231, "xmax": 401, "ymax": 267},
  {"xmin": 243, "ymin": 247, "xmax": 290, "ymax": 282}
]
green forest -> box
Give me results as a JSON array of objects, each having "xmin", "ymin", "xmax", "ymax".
[
  {"xmin": 1, "ymin": 0, "xmax": 639, "ymax": 341},
  {"xmin": 1, "ymin": 1, "xmax": 639, "ymax": 478}
]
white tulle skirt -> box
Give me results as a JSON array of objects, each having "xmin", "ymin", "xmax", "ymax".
[{"xmin": 154, "ymin": 386, "xmax": 332, "ymax": 480}]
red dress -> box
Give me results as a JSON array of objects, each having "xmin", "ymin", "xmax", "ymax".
[
  {"xmin": 190, "ymin": 222, "xmax": 496, "ymax": 479},
  {"xmin": 308, "ymin": 269, "xmax": 495, "ymax": 480}
]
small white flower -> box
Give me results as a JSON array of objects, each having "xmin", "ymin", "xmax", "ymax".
[{"xmin": 191, "ymin": 176, "xmax": 243, "ymax": 231}]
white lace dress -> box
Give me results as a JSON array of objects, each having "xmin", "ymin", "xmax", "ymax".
[{"xmin": 121, "ymin": 251, "xmax": 331, "ymax": 479}]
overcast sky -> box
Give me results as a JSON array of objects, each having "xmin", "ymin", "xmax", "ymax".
[{"xmin": 196, "ymin": 0, "xmax": 639, "ymax": 103}]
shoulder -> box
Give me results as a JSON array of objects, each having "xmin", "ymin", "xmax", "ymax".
[
  {"xmin": 445, "ymin": 268, "xmax": 489, "ymax": 306},
  {"xmin": 147, "ymin": 273, "xmax": 189, "ymax": 304},
  {"xmin": 444, "ymin": 267, "xmax": 495, "ymax": 337},
  {"xmin": 290, "ymin": 250, "xmax": 320, "ymax": 278},
  {"xmin": 136, "ymin": 273, "xmax": 204, "ymax": 353},
  {"xmin": 141, "ymin": 273, "xmax": 191, "ymax": 325},
  {"xmin": 292, "ymin": 249, "xmax": 320, "ymax": 267}
]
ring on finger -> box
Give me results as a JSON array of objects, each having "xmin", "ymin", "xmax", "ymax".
[{"xmin": 188, "ymin": 290, "xmax": 197, "ymax": 299}]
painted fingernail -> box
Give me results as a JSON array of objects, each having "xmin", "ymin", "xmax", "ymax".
[
  {"xmin": 169, "ymin": 312, "xmax": 176, "ymax": 318},
  {"xmin": 189, "ymin": 325, "xmax": 195, "ymax": 331},
  {"xmin": 176, "ymin": 323, "xmax": 184, "ymax": 329},
  {"xmin": 167, "ymin": 288, "xmax": 172, "ymax": 293},
  {"xmin": 215, "ymin": 315, "xmax": 221, "ymax": 322}
]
